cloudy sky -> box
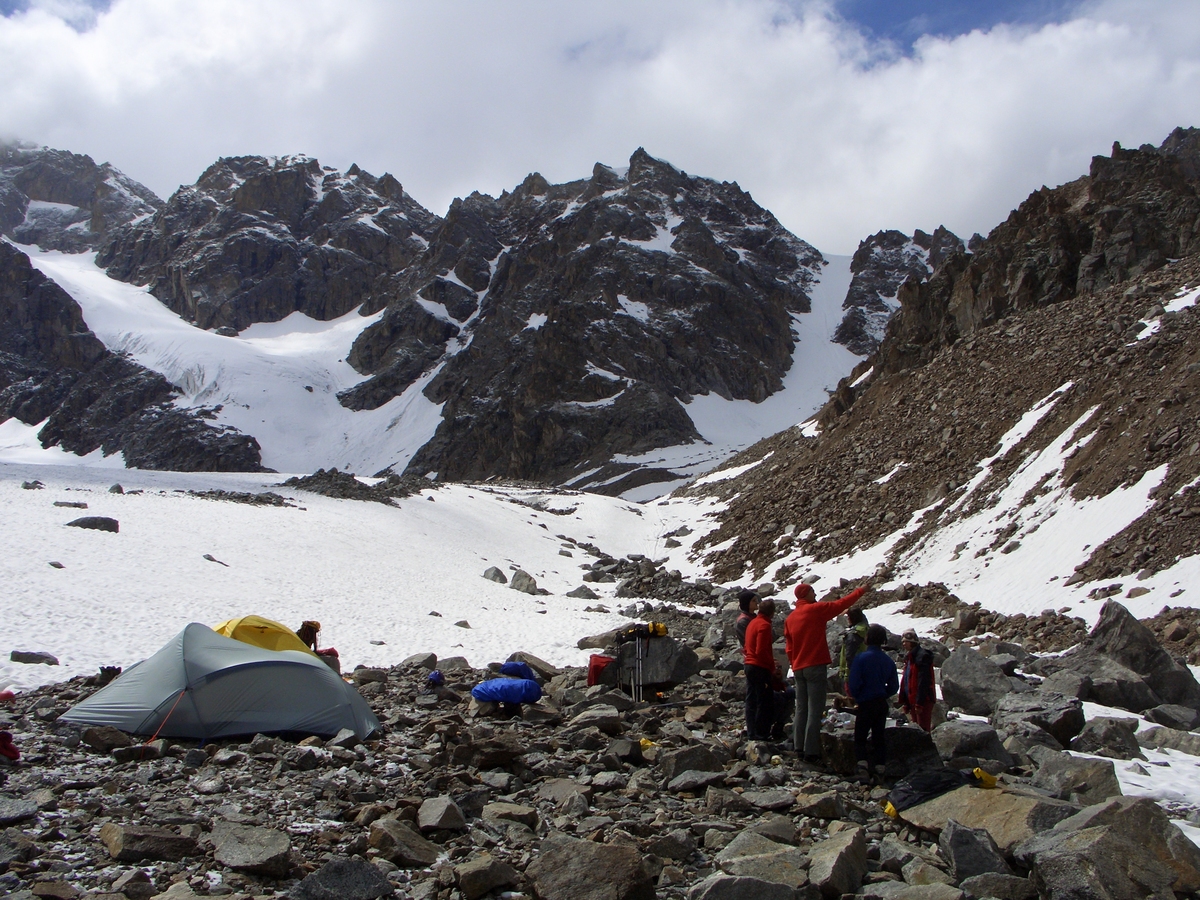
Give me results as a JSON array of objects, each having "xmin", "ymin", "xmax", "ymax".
[{"xmin": 1, "ymin": 0, "xmax": 1198, "ymax": 253}]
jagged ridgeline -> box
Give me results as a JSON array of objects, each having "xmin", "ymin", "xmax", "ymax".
[
  {"xmin": 689, "ymin": 127, "xmax": 1200, "ymax": 586},
  {"xmin": 87, "ymin": 148, "xmax": 824, "ymax": 487}
]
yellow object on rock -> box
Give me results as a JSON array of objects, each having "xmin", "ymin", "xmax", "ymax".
[{"xmin": 213, "ymin": 615, "xmax": 317, "ymax": 656}]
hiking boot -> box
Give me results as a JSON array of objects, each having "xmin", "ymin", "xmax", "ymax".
[
  {"xmin": 871, "ymin": 764, "xmax": 888, "ymax": 786},
  {"xmin": 854, "ymin": 761, "xmax": 871, "ymax": 785}
]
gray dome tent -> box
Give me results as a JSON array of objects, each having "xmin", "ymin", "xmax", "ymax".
[{"xmin": 60, "ymin": 623, "xmax": 379, "ymax": 740}]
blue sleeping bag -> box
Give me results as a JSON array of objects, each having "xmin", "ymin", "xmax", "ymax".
[
  {"xmin": 499, "ymin": 661, "xmax": 537, "ymax": 681},
  {"xmin": 471, "ymin": 678, "xmax": 543, "ymax": 704}
]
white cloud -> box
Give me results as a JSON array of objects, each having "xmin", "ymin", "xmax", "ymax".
[{"xmin": 1, "ymin": 0, "xmax": 1199, "ymax": 253}]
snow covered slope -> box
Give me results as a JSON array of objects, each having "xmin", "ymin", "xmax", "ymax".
[{"xmin": 13, "ymin": 247, "xmax": 863, "ymax": 497}]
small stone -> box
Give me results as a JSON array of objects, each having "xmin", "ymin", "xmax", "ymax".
[{"xmin": 10, "ymin": 650, "xmax": 60, "ymax": 666}]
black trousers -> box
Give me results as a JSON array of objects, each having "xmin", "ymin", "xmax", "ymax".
[
  {"xmin": 855, "ymin": 696, "xmax": 889, "ymax": 767},
  {"xmin": 744, "ymin": 664, "xmax": 775, "ymax": 740}
]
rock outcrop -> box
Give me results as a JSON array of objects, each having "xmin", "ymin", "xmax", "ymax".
[
  {"xmin": 834, "ymin": 226, "xmax": 962, "ymax": 356},
  {"xmin": 0, "ymin": 142, "xmax": 161, "ymax": 252},
  {"xmin": 0, "ymin": 241, "xmax": 263, "ymax": 470},
  {"xmin": 97, "ymin": 155, "xmax": 439, "ymax": 332}
]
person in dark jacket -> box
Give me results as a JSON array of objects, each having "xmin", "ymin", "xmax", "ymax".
[
  {"xmin": 734, "ymin": 590, "xmax": 759, "ymax": 649},
  {"xmin": 735, "ymin": 590, "xmax": 759, "ymax": 737},
  {"xmin": 848, "ymin": 624, "xmax": 898, "ymax": 781},
  {"xmin": 743, "ymin": 599, "xmax": 779, "ymax": 741},
  {"xmin": 899, "ymin": 629, "xmax": 936, "ymax": 731}
]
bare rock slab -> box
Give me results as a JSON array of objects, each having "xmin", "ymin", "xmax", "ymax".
[
  {"xmin": 898, "ymin": 786, "xmax": 1077, "ymax": 853},
  {"xmin": 525, "ymin": 834, "xmax": 655, "ymax": 900},
  {"xmin": 98, "ymin": 824, "xmax": 199, "ymax": 862},
  {"xmin": 288, "ymin": 856, "xmax": 394, "ymax": 900},
  {"xmin": 210, "ymin": 821, "xmax": 292, "ymax": 877}
]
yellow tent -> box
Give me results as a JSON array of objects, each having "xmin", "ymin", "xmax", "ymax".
[{"xmin": 213, "ymin": 615, "xmax": 317, "ymax": 656}]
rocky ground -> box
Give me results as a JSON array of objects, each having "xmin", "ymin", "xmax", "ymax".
[{"xmin": 3, "ymin": 585, "xmax": 1200, "ymax": 900}]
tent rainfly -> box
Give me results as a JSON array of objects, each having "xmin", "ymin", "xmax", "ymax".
[
  {"xmin": 213, "ymin": 615, "xmax": 316, "ymax": 656},
  {"xmin": 59, "ymin": 623, "xmax": 378, "ymax": 740}
]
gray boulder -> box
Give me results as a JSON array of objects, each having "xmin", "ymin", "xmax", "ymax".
[
  {"xmin": 210, "ymin": 822, "xmax": 292, "ymax": 877},
  {"xmin": 1139, "ymin": 725, "xmax": 1200, "ymax": 756},
  {"xmin": 1015, "ymin": 821, "xmax": 1176, "ymax": 899},
  {"xmin": 366, "ymin": 818, "xmax": 439, "ymax": 867},
  {"xmin": 1038, "ymin": 669, "xmax": 1090, "ymax": 699},
  {"xmin": 687, "ymin": 874, "xmax": 795, "ymax": 900},
  {"xmin": 1145, "ymin": 703, "xmax": 1200, "ymax": 730},
  {"xmin": 454, "ymin": 853, "xmax": 519, "ymax": 900},
  {"xmin": 0, "ymin": 798, "xmax": 37, "ymax": 826},
  {"xmin": 98, "ymin": 824, "xmax": 199, "ymax": 862},
  {"xmin": 509, "ymin": 569, "xmax": 538, "ymax": 594},
  {"xmin": 482, "ymin": 566, "xmax": 507, "ymax": 584},
  {"xmin": 807, "ymin": 826, "xmax": 867, "ymax": 898},
  {"xmin": 938, "ymin": 819, "xmax": 1013, "ymax": 881},
  {"xmin": 1069, "ymin": 716, "xmax": 1145, "ymax": 760},
  {"xmin": 941, "ymin": 647, "xmax": 1011, "ymax": 715},
  {"xmin": 931, "ymin": 720, "xmax": 1014, "ymax": 767},
  {"xmin": 1084, "ymin": 600, "xmax": 1200, "ymax": 710},
  {"xmin": 288, "ymin": 857, "xmax": 394, "ymax": 900},
  {"xmin": 525, "ymin": 834, "xmax": 655, "ymax": 900},
  {"xmin": 9, "ymin": 650, "xmax": 59, "ymax": 665},
  {"xmin": 958, "ymin": 873, "xmax": 1036, "ymax": 900},
  {"xmin": 417, "ymin": 796, "xmax": 466, "ymax": 831},
  {"xmin": 990, "ymin": 691, "xmax": 1084, "ymax": 746},
  {"xmin": 598, "ymin": 636, "xmax": 700, "ymax": 689},
  {"xmin": 65, "ymin": 515, "xmax": 119, "ymax": 533},
  {"xmin": 1029, "ymin": 748, "xmax": 1122, "ymax": 805},
  {"xmin": 566, "ymin": 585, "xmax": 600, "ymax": 599},
  {"xmin": 659, "ymin": 744, "xmax": 727, "ymax": 781}
]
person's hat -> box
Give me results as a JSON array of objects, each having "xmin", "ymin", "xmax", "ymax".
[
  {"xmin": 794, "ymin": 583, "xmax": 815, "ymax": 602},
  {"xmin": 902, "ymin": 629, "xmax": 919, "ymax": 643}
]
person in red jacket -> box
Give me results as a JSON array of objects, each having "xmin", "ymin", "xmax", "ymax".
[
  {"xmin": 785, "ymin": 581, "xmax": 868, "ymax": 763},
  {"xmin": 898, "ymin": 629, "xmax": 937, "ymax": 731},
  {"xmin": 743, "ymin": 598, "xmax": 779, "ymax": 741}
]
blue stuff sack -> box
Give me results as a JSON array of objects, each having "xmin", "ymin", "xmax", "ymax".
[
  {"xmin": 499, "ymin": 661, "xmax": 537, "ymax": 681},
  {"xmin": 471, "ymin": 678, "xmax": 542, "ymax": 704}
]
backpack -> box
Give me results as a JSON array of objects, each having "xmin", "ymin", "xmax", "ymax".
[{"xmin": 840, "ymin": 626, "xmax": 865, "ymax": 669}]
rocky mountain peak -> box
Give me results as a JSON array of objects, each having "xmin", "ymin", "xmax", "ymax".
[
  {"xmin": 334, "ymin": 147, "xmax": 827, "ymax": 491},
  {"xmin": 0, "ymin": 142, "xmax": 161, "ymax": 252},
  {"xmin": 833, "ymin": 225, "xmax": 964, "ymax": 356},
  {"xmin": 97, "ymin": 154, "xmax": 441, "ymax": 331}
]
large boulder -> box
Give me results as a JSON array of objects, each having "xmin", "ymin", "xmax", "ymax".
[
  {"xmin": 1139, "ymin": 725, "xmax": 1200, "ymax": 756},
  {"xmin": 525, "ymin": 834, "xmax": 656, "ymax": 900},
  {"xmin": 288, "ymin": 857, "xmax": 394, "ymax": 900},
  {"xmin": 598, "ymin": 636, "xmax": 700, "ymax": 689},
  {"xmin": 1069, "ymin": 717, "xmax": 1144, "ymax": 760},
  {"xmin": 989, "ymin": 692, "xmax": 1084, "ymax": 747},
  {"xmin": 938, "ymin": 819, "xmax": 1013, "ymax": 881},
  {"xmin": 1029, "ymin": 748, "xmax": 1122, "ymax": 805},
  {"xmin": 821, "ymin": 724, "xmax": 940, "ymax": 776},
  {"xmin": 1084, "ymin": 601, "xmax": 1200, "ymax": 710},
  {"xmin": 98, "ymin": 824, "xmax": 199, "ymax": 862},
  {"xmin": 1014, "ymin": 797, "xmax": 1200, "ymax": 899},
  {"xmin": 931, "ymin": 720, "xmax": 1014, "ymax": 768},
  {"xmin": 898, "ymin": 785, "xmax": 1079, "ymax": 853},
  {"xmin": 210, "ymin": 822, "xmax": 292, "ymax": 877},
  {"xmin": 366, "ymin": 818, "xmax": 439, "ymax": 867},
  {"xmin": 687, "ymin": 874, "xmax": 795, "ymax": 900},
  {"xmin": 807, "ymin": 826, "xmax": 867, "ymax": 899},
  {"xmin": 940, "ymin": 647, "xmax": 1011, "ymax": 715}
]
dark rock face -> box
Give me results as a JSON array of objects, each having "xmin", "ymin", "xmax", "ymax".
[
  {"xmin": 877, "ymin": 128, "xmax": 1200, "ymax": 376},
  {"xmin": 97, "ymin": 155, "xmax": 440, "ymax": 332},
  {"xmin": 0, "ymin": 142, "xmax": 161, "ymax": 252},
  {"xmin": 834, "ymin": 227, "xmax": 962, "ymax": 356},
  {"xmin": 385, "ymin": 149, "xmax": 823, "ymax": 491},
  {"xmin": 0, "ymin": 241, "xmax": 263, "ymax": 470},
  {"xmin": 89, "ymin": 148, "xmax": 822, "ymax": 487}
]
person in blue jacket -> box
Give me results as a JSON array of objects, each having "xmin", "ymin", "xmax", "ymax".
[{"xmin": 848, "ymin": 624, "xmax": 899, "ymax": 782}]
